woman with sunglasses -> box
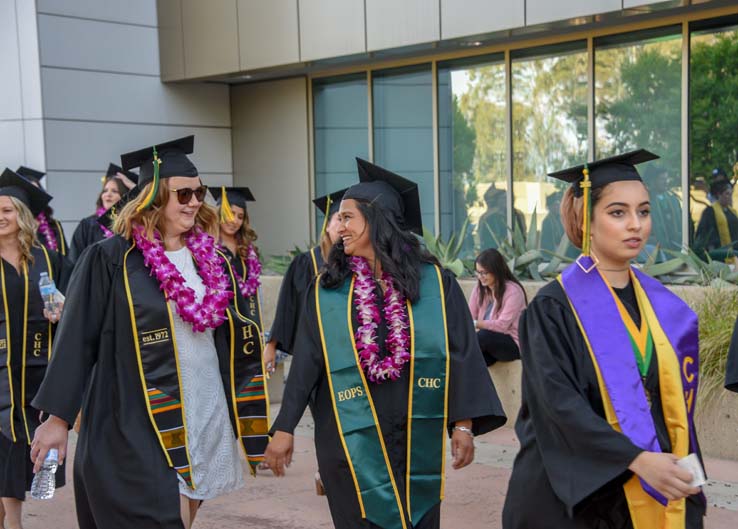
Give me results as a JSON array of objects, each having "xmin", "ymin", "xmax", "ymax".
[
  {"xmin": 265, "ymin": 159, "xmax": 506, "ymax": 529},
  {"xmin": 469, "ymin": 248, "xmax": 527, "ymax": 366},
  {"xmin": 29, "ymin": 137, "xmax": 269, "ymax": 529},
  {"xmin": 68, "ymin": 164, "xmax": 136, "ymax": 264},
  {"xmin": 0, "ymin": 169, "xmax": 70, "ymax": 529},
  {"xmin": 503, "ymin": 151, "xmax": 705, "ymax": 529}
]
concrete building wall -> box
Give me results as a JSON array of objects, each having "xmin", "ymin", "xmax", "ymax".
[
  {"xmin": 35, "ymin": 0, "xmax": 233, "ymax": 237},
  {"xmin": 0, "ymin": 0, "xmax": 44, "ymax": 171},
  {"xmin": 230, "ymin": 78, "xmax": 311, "ymax": 259}
]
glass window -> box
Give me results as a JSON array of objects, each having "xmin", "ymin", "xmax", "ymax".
[
  {"xmin": 512, "ymin": 42, "xmax": 588, "ymax": 259},
  {"xmin": 595, "ymin": 28, "xmax": 683, "ymax": 258},
  {"xmin": 438, "ymin": 54, "xmax": 506, "ymax": 259},
  {"xmin": 690, "ymin": 18, "xmax": 738, "ymax": 261},
  {"xmin": 373, "ymin": 65, "xmax": 435, "ymax": 232},
  {"xmin": 313, "ymin": 74, "xmax": 369, "ymax": 236}
]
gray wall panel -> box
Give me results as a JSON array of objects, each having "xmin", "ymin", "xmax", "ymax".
[
  {"xmin": 526, "ymin": 0, "xmax": 621, "ymax": 26},
  {"xmin": 38, "ymin": 14, "xmax": 160, "ymax": 75},
  {"xmin": 299, "ymin": 0, "xmax": 366, "ymax": 62},
  {"xmin": 238, "ymin": 0, "xmax": 300, "ymax": 70},
  {"xmin": 441, "ymin": 0, "xmax": 525, "ymax": 39},
  {"xmin": 624, "ymin": 0, "xmax": 673, "ymax": 6},
  {"xmin": 231, "ymin": 78, "xmax": 310, "ymax": 256},
  {"xmin": 16, "ymin": 0, "xmax": 43, "ymax": 119},
  {"xmin": 36, "ymin": 0, "xmax": 157, "ymax": 26},
  {"xmin": 41, "ymin": 68, "xmax": 231, "ymax": 126},
  {"xmin": 0, "ymin": 121, "xmax": 26, "ymax": 169},
  {"xmin": 181, "ymin": 0, "xmax": 240, "ymax": 78},
  {"xmin": 157, "ymin": 0, "xmax": 185, "ymax": 81},
  {"xmin": 44, "ymin": 120, "xmax": 232, "ymax": 174},
  {"xmin": 366, "ymin": 0, "xmax": 440, "ymax": 51},
  {"xmin": 0, "ymin": 0, "xmax": 22, "ymax": 120},
  {"xmin": 22, "ymin": 119, "xmax": 46, "ymax": 170}
]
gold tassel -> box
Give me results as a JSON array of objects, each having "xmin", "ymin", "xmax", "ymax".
[
  {"xmin": 136, "ymin": 147, "xmax": 161, "ymax": 212},
  {"xmin": 581, "ymin": 166, "xmax": 592, "ymax": 256},
  {"xmin": 220, "ymin": 186, "xmax": 235, "ymax": 223},
  {"xmin": 320, "ymin": 195, "xmax": 333, "ymax": 235}
]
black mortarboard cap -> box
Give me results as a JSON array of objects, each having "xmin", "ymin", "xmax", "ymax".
[
  {"xmin": 210, "ymin": 187, "xmax": 255, "ymax": 211},
  {"xmin": 106, "ymin": 163, "xmax": 139, "ymax": 184},
  {"xmin": 548, "ymin": 149, "xmax": 659, "ymax": 197},
  {"xmin": 343, "ymin": 158, "xmax": 423, "ymax": 236},
  {"xmin": 97, "ymin": 186, "xmax": 141, "ymax": 230},
  {"xmin": 0, "ymin": 168, "xmax": 52, "ymax": 216},
  {"xmin": 16, "ymin": 166, "xmax": 45, "ymax": 184},
  {"xmin": 313, "ymin": 188, "xmax": 349, "ymax": 218},
  {"xmin": 120, "ymin": 135, "xmax": 198, "ymax": 187}
]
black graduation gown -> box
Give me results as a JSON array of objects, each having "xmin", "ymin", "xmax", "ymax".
[
  {"xmin": 269, "ymin": 247, "xmax": 323, "ymax": 354},
  {"xmin": 69, "ymin": 214, "xmax": 107, "ymax": 264},
  {"xmin": 724, "ymin": 316, "xmax": 738, "ymax": 392},
  {"xmin": 694, "ymin": 205, "xmax": 738, "ymax": 256},
  {"xmin": 271, "ymin": 267, "xmax": 507, "ymax": 529},
  {"xmin": 502, "ymin": 280, "xmax": 705, "ymax": 529},
  {"xmin": 36, "ymin": 215, "xmax": 69, "ymax": 258},
  {"xmin": 32, "ymin": 236, "xmax": 254, "ymax": 529},
  {"xmin": 0, "ymin": 246, "xmax": 70, "ymax": 499}
]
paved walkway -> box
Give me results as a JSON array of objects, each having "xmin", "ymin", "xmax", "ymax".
[{"xmin": 22, "ymin": 406, "xmax": 738, "ymax": 529}]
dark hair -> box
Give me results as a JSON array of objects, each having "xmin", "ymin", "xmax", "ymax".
[
  {"xmin": 320, "ymin": 200, "xmax": 438, "ymax": 302},
  {"xmin": 710, "ymin": 178, "xmax": 732, "ymax": 197},
  {"xmin": 96, "ymin": 177, "xmax": 127, "ymax": 209},
  {"xmin": 475, "ymin": 248, "xmax": 527, "ymax": 310}
]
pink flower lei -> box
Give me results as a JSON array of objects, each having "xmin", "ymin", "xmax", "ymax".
[
  {"xmin": 36, "ymin": 212, "xmax": 58, "ymax": 252},
  {"xmin": 230, "ymin": 243, "xmax": 261, "ymax": 298},
  {"xmin": 350, "ymin": 256, "xmax": 411, "ymax": 383},
  {"xmin": 132, "ymin": 224, "xmax": 234, "ymax": 333},
  {"xmin": 96, "ymin": 207, "xmax": 115, "ymax": 239}
]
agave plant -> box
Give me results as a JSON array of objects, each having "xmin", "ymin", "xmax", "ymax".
[
  {"xmin": 641, "ymin": 247, "xmax": 738, "ymax": 287},
  {"xmin": 422, "ymin": 218, "xmax": 469, "ymax": 277},
  {"xmin": 487, "ymin": 208, "xmax": 545, "ymax": 280}
]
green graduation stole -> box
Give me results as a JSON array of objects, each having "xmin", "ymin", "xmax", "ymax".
[
  {"xmin": 123, "ymin": 245, "xmax": 268, "ymax": 489},
  {"xmin": 316, "ymin": 263, "xmax": 449, "ymax": 529},
  {"xmin": 0, "ymin": 246, "xmax": 54, "ymax": 443}
]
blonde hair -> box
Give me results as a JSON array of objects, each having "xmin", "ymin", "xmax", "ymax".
[
  {"xmin": 5, "ymin": 197, "xmax": 37, "ymax": 269},
  {"xmin": 113, "ymin": 179, "xmax": 219, "ymax": 240}
]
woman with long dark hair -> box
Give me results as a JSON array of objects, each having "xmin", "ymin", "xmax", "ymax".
[
  {"xmin": 30, "ymin": 137, "xmax": 269, "ymax": 529},
  {"xmin": 469, "ymin": 248, "xmax": 527, "ymax": 366},
  {"xmin": 503, "ymin": 150, "xmax": 705, "ymax": 529},
  {"xmin": 68, "ymin": 164, "xmax": 136, "ymax": 263},
  {"xmin": 0, "ymin": 169, "xmax": 70, "ymax": 529},
  {"xmin": 265, "ymin": 159, "xmax": 506, "ymax": 529}
]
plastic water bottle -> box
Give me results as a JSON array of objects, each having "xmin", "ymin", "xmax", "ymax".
[
  {"xmin": 38, "ymin": 272, "xmax": 57, "ymax": 314},
  {"xmin": 30, "ymin": 448, "xmax": 58, "ymax": 500}
]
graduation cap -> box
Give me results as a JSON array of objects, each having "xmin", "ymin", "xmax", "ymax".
[
  {"xmin": 104, "ymin": 163, "xmax": 139, "ymax": 185},
  {"xmin": 120, "ymin": 135, "xmax": 198, "ymax": 212},
  {"xmin": 210, "ymin": 187, "xmax": 255, "ymax": 223},
  {"xmin": 97, "ymin": 186, "xmax": 141, "ymax": 231},
  {"xmin": 343, "ymin": 158, "xmax": 423, "ymax": 236},
  {"xmin": 313, "ymin": 188, "xmax": 348, "ymax": 235},
  {"xmin": 0, "ymin": 168, "xmax": 52, "ymax": 216},
  {"xmin": 16, "ymin": 166, "xmax": 46, "ymax": 184},
  {"xmin": 548, "ymin": 149, "xmax": 659, "ymax": 256}
]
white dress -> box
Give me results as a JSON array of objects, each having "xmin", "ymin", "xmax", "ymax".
[{"xmin": 165, "ymin": 246, "xmax": 245, "ymax": 500}]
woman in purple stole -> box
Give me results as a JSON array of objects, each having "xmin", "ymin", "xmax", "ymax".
[{"xmin": 503, "ymin": 150, "xmax": 705, "ymax": 529}]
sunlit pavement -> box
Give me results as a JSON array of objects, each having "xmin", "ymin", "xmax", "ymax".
[{"xmin": 23, "ymin": 407, "xmax": 738, "ymax": 528}]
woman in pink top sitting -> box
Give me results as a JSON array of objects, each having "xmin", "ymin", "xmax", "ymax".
[{"xmin": 468, "ymin": 248, "xmax": 527, "ymax": 365}]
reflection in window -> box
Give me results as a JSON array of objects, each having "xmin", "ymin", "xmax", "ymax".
[
  {"xmin": 512, "ymin": 43, "xmax": 588, "ymax": 259},
  {"xmin": 313, "ymin": 74, "xmax": 369, "ymax": 236},
  {"xmin": 438, "ymin": 55, "xmax": 506, "ymax": 258},
  {"xmin": 373, "ymin": 65, "xmax": 435, "ymax": 231},
  {"xmin": 595, "ymin": 28, "xmax": 683, "ymax": 257},
  {"xmin": 690, "ymin": 20, "xmax": 738, "ymax": 260}
]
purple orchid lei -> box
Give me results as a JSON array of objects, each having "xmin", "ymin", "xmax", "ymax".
[
  {"xmin": 132, "ymin": 224, "xmax": 234, "ymax": 333},
  {"xmin": 350, "ymin": 256, "xmax": 411, "ymax": 383},
  {"xmin": 230, "ymin": 243, "xmax": 261, "ymax": 298},
  {"xmin": 36, "ymin": 212, "xmax": 58, "ymax": 252},
  {"xmin": 96, "ymin": 207, "xmax": 115, "ymax": 239}
]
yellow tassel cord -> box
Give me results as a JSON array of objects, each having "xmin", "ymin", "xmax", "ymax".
[
  {"xmin": 320, "ymin": 195, "xmax": 333, "ymax": 236},
  {"xmin": 136, "ymin": 147, "xmax": 161, "ymax": 212},
  {"xmin": 581, "ymin": 166, "xmax": 592, "ymax": 256},
  {"xmin": 220, "ymin": 186, "xmax": 235, "ymax": 224}
]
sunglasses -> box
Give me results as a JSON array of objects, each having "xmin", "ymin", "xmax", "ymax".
[{"xmin": 170, "ymin": 185, "xmax": 208, "ymax": 205}]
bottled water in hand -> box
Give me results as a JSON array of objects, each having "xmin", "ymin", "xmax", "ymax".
[
  {"xmin": 30, "ymin": 448, "xmax": 58, "ymax": 500},
  {"xmin": 38, "ymin": 272, "xmax": 60, "ymax": 317}
]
